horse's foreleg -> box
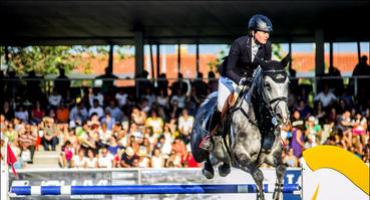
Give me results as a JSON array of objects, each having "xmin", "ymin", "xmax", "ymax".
[
  {"xmin": 250, "ymin": 168, "xmax": 265, "ymax": 200},
  {"xmin": 202, "ymin": 157, "xmax": 214, "ymax": 179},
  {"xmin": 273, "ymin": 163, "xmax": 286, "ymax": 200}
]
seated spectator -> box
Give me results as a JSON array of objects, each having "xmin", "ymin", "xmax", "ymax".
[
  {"xmin": 304, "ymin": 116, "xmax": 321, "ymax": 148},
  {"xmin": 138, "ymin": 137, "xmax": 152, "ymax": 157},
  {"xmin": 157, "ymin": 135, "xmax": 172, "ymax": 156},
  {"xmin": 71, "ymin": 149, "xmax": 87, "ymax": 168},
  {"xmin": 314, "ymin": 84, "xmax": 337, "ymax": 109},
  {"xmin": 98, "ymin": 123, "xmax": 112, "ymax": 146},
  {"xmin": 156, "ymin": 88, "xmax": 169, "ymax": 108},
  {"xmin": 85, "ymin": 149, "xmax": 98, "ymax": 168},
  {"xmin": 178, "ymin": 109, "xmax": 194, "ymax": 144},
  {"xmin": 105, "ymin": 100, "xmax": 123, "ymax": 122},
  {"xmin": 56, "ymin": 103, "xmax": 69, "ymax": 123},
  {"xmin": 48, "ymin": 89, "xmax": 62, "ymax": 109},
  {"xmin": 15, "ymin": 106, "xmax": 29, "ymax": 123},
  {"xmin": 138, "ymin": 156, "xmax": 151, "ymax": 168},
  {"xmin": 283, "ymin": 148, "xmax": 299, "ymax": 167},
  {"xmin": 18, "ymin": 124, "xmax": 37, "ymax": 163},
  {"xmin": 295, "ymin": 99, "xmax": 311, "ymax": 119},
  {"xmin": 165, "ymin": 151, "xmax": 182, "ymax": 168},
  {"xmin": 97, "ymin": 146, "xmax": 114, "ymax": 168},
  {"xmin": 2, "ymin": 101, "xmax": 15, "ymax": 121},
  {"xmin": 171, "ymin": 138, "xmax": 187, "ymax": 157},
  {"xmin": 3, "ymin": 123, "xmax": 18, "ymax": 144},
  {"xmin": 145, "ymin": 110, "xmax": 164, "ymax": 135},
  {"xmin": 115, "ymin": 88, "xmax": 128, "ymax": 108},
  {"xmin": 31, "ymin": 101, "xmax": 45, "ymax": 124},
  {"xmin": 151, "ymin": 147, "xmax": 165, "ymax": 168},
  {"xmin": 88, "ymin": 88, "xmax": 104, "ymax": 107},
  {"xmin": 131, "ymin": 107, "xmax": 146, "ymax": 126},
  {"xmin": 181, "ymin": 151, "xmax": 199, "ymax": 168},
  {"xmin": 89, "ymin": 99, "xmax": 104, "ymax": 119},
  {"xmin": 60, "ymin": 140, "xmax": 74, "ymax": 168},
  {"xmin": 170, "ymin": 90, "xmax": 186, "ymax": 109},
  {"xmin": 352, "ymin": 112, "xmax": 367, "ymax": 144},
  {"xmin": 69, "ymin": 102, "xmax": 88, "ymax": 123},
  {"xmin": 41, "ymin": 117, "xmax": 59, "ymax": 151},
  {"xmin": 120, "ymin": 147, "xmax": 137, "ymax": 168},
  {"xmin": 107, "ymin": 136, "xmax": 122, "ymax": 156}
]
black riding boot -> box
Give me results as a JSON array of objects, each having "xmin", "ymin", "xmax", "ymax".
[{"xmin": 199, "ymin": 110, "xmax": 221, "ymax": 151}]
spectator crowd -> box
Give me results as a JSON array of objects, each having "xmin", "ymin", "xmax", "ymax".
[{"xmin": 1, "ymin": 56, "xmax": 369, "ymax": 169}]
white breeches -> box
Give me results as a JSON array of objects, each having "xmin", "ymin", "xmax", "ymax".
[{"xmin": 217, "ymin": 76, "xmax": 240, "ymax": 112}]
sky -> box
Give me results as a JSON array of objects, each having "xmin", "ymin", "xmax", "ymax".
[{"xmin": 115, "ymin": 42, "xmax": 370, "ymax": 57}]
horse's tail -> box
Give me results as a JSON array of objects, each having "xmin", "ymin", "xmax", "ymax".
[{"xmin": 191, "ymin": 92, "xmax": 218, "ymax": 162}]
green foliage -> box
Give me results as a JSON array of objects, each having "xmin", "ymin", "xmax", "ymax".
[
  {"xmin": 5, "ymin": 46, "xmax": 82, "ymax": 75},
  {"xmin": 207, "ymin": 49, "xmax": 227, "ymax": 73}
]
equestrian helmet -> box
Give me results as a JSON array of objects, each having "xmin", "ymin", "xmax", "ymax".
[{"xmin": 248, "ymin": 14, "xmax": 273, "ymax": 32}]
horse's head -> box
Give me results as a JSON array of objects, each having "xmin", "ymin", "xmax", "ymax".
[{"xmin": 257, "ymin": 55, "xmax": 290, "ymax": 125}]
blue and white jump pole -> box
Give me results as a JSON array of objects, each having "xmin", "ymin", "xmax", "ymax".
[{"xmin": 11, "ymin": 184, "xmax": 301, "ymax": 196}]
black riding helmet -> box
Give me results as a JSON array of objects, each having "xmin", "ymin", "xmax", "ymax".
[{"xmin": 248, "ymin": 14, "xmax": 273, "ymax": 33}]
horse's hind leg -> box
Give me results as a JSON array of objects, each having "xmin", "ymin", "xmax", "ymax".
[
  {"xmin": 273, "ymin": 164, "xmax": 286, "ymax": 200},
  {"xmin": 202, "ymin": 157, "xmax": 214, "ymax": 179}
]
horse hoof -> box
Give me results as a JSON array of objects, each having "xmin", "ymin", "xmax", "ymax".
[
  {"xmin": 202, "ymin": 168, "xmax": 214, "ymax": 179},
  {"xmin": 218, "ymin": 163, "xmax": 231, "ymax": 177}
]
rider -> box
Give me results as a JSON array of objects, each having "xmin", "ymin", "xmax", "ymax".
[{"xmin": 200, "ymin": 14, "xmax": 273, "ymax": 150}]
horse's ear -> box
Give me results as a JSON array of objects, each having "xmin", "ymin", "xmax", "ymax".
[{"xmin": 281, "ymin": 53, "xmax": 291, "ymax": 68}]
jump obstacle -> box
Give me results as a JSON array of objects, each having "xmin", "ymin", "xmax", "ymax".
[{"xmin": 10, "ymin": 184, "xmax": 301, "ymax": 196}]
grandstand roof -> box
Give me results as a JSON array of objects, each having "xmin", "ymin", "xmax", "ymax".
[{"xmin": 1, "ymin": 0, "xmax": 369, "ymax": 45}]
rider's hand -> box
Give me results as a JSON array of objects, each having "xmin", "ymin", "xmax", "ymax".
[{"xmin": 239, "ymin": 77, "xmax": 247, "ymax": 85}]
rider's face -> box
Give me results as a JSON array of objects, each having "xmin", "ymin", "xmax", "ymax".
[{"xmin": 254, "ymin": 31, "xmax": 270, "ymax": 44}]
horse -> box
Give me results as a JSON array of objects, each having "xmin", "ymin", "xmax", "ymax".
[{"xmin": 191, "ymin": 56, "xmax": 291, "ymax": 200}]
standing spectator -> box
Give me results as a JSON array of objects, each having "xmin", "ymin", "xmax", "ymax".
[
  {"xmin": 192, "ymin": 72, "xmax": 208, "ymax": 100},
  {"xmin": 171, "ymin": 73, "xmax": 188, "ymax": 96},
  {"xmin": 156, "ymin": 88, "xmax": 169, "ymax": 109},
  {"xmin": 291, "ymin": 111, "xmax": 305, "ymax": 158},
  {"xmin": 131, "ymin": 107, "xmax": 146, "ymax": 126},
  {"xmin": 54, "ymin": 67, "xmax": 71, "ymax": 98}
]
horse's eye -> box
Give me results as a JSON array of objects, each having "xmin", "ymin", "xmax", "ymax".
[{"xmin": 264, "ymin": 84, "xmax": 271, "ymax": 91}]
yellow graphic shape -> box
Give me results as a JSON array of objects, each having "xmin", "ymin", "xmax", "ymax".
[
  {"xmin": 311, "ymin": 185, "xmax": 320, "ymax": 200},
  {"xmin": 303, "ymin": 145, "xmax": 369, "ymax": 195}
]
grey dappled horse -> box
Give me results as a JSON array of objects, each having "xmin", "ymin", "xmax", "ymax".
[{"xmin": 191, "ymin": 56, "xmax": 290, "ymax": 200}]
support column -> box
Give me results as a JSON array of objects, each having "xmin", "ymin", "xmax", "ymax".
[
  {"xmin": 196, "ymin": 43, "xmax": 200, "ymax": 73},
  {"xmin": 156, "ymin": 44, "xmax": 160, "ymax": 77},
  {"xmin": 149, "ymin": 44, "xmax": 154, "ymax": 80},
  {"xmin": 177, "ymin": 43, "xmax": 181, "ymax": 76},
  {"xmin": 135, "ymin": 32, "xmax": 144, "ymax": 78},
  {"xmin": 357, "ymin": 41, "xmax": 361, "ymax": 62},
  {"xmin": 329, "ymin": 42, "xmax": 333, "ymax": 68},
  {"xmin": 107, "ymin": 44, "xmax": 114, "ymax": 74},
  {"xmin": 135, "ymin": 31, "xmax": 144, "ymax": 97},
  {"xmin": 315, "ymin": 29, "xmax": 325, "ymax": 76},
  {"xmin": 288, "ymin": 42, "xmax": 292, "ymax": 69}
]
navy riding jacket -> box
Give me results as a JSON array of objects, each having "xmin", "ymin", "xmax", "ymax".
[{"xmin": 223, "ymin": 35, "xmax": 272, "ymax": 84}]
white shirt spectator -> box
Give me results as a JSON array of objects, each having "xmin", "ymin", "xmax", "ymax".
[
  {"xmin": 98, "ymin": 153, "xmax": 114, "ymax": 168},
  {"xmin": 178, "ymin": 115, "xmax": 194, "ymax": 135},
  {"xmin": 89, "ymin": 93, "xmax": 104, "ymax": 107},
  {"xmin": 115, "ymin": 93, "xmax": 128, "ymax": 107},
  {"xmin": 314, "ymin": 91, "xmax": 337, "ymax": 108},
  {"xmin": 151, "ymin": 155, "xmax": 164, "ymax": 168},
  {"xmin": 72, "ymin": 155, "xmax": 87, "ymax": 168},
  {"xmin": 85, "ymin": 157, "xmax": 98, "ymax": 168},
  {"xmin": 171, "ymin": 95, "xmax": 186, "ymax": 109},
  {"xmin": 48, "ymin": 94, "xmax": 62, "ymax": 107},
  {"xmin": 89, "ymin": 106, "xmax": 104, "ymax": 118}
]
